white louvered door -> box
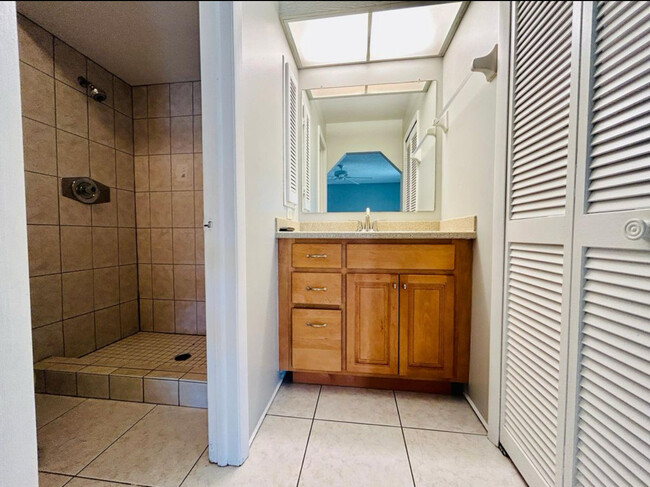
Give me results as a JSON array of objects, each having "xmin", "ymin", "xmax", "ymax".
[
  {"xmin": 302, "ymin": 101, "xmax": 313, "ymax": 212},
  {"xmin": 564, "ymin": 2, "xmax": 650, "ymax": 486},
  {"xmin": 404, "ymin": 122, "xmax": 418, "ymax": 212},
  {"xmin": 283, "ymin": 63, "xmax": 299, "ymax": 207},
  {"xmin": 501, "ymin": 2, "xmax": 581, "ymax": 486}
]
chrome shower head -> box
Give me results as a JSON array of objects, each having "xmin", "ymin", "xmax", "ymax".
[{"xmin": 77, "ymin": 76, "xmax": 107, "ymax": 102}]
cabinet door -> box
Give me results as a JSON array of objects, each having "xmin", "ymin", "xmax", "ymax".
[
  {"xmin": 399, "ymin": 275, "xmax": 455, "ymax": 379},
  {"xmin": 346, "ymin": 274, "xmax": 399, "ymax": 375}
]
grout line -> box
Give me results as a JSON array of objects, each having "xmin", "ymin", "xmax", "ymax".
[
  {"xmin": 295, "ymin": 385, "xmax": 321, "ymax": 487},
  {"xmin": 178, "ymin": 445, "xmax": 208, "ymax": 487},
  {"xmin": 35, "ymin": 396, "xmax": 89, "ymax": 430},
  {"xmin": 266, "ymin": 414, "xmax": 402, "ymax": 429},
  {"xmin": 394, "ymin": 391, "xmax": 417, "ymax": 487},
  {"xmin": 401, "ymin": 426, "xmax": 488, "ymax": 437}
]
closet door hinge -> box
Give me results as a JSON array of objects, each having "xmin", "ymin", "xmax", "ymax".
[{"xmin": 498, "ymin": 443, "xmax": 509, "ymax": 458}]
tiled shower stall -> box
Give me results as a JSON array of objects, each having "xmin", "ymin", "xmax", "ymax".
[{"xmin": 18, "ymin": 14, "xmax": 206, "ymax": 406}]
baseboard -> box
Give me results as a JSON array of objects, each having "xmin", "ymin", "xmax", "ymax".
[
  {"xmin": 464, "ymin": 391, "xmax": 489, "ymax": 431},
  {"xmin": 249, "ymin": 372, "xmax": 285, "ymax": 446}
]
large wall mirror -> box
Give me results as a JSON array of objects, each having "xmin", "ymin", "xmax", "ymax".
[{"xmin": 301, "ymin": 80, "xmax": 437, "ymax": 213}]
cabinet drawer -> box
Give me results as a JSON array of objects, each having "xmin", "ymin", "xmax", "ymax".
[
  {"xmin": 347, "ymin": 244, "xmax": 455, "ymax": 270},
  {"xmin": 292, "ymin": 243, "xmax": 342, "ymax": 269},
  {"xmin": 292, "ymin": 309, "xmax": 341, "ymax": 372},
  {"xmin": 292, "ymin": 273, "xmax": 342, "ymax": 306}
]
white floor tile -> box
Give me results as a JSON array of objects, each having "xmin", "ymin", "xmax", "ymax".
[
  {"xmin": 396, "ymin": 392, "xmax": 486, "ymax": 434},
  {"xmin": 38, "ymin": 472, "xmax": 71, "ymax": 487},
  {"xmin": 315, "ymin": 386, "xmax": 400, "ymax": 426},
  {"xmin": 35, "ymin": 394, "xmax": 85, "ymax": 429},
  {"xmin": 268, "ymin": 383, "xmax": 321, "ymax": 419}
]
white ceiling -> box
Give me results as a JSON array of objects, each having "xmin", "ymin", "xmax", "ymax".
[
  {"xmin": 17, "ymin": 1, "xmax": 200, "ymax": 86},
  {"xmin": 313, "ymin": 92, "xmax": 421, "ymax": 123}
]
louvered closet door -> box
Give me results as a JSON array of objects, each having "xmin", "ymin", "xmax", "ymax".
[
  {"xmin": 500, "ymin": 2, "xmax": 581, "ymax": 486},
  {"xmin": 564, "ymin": 2, "xmax": 650, "ymax": 486}
]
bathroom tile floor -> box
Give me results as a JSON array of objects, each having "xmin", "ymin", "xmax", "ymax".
[{"xmin": 36, "ymin": 381, "xmax": 527, "ymax": 487}]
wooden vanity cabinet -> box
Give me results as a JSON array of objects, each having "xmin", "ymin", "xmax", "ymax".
[{"xmin": 278, "ymin": 238, "xmax": 472, "ymax": 388}]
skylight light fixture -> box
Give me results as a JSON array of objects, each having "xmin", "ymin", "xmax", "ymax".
[
  {"xmin": 288, "ymin": 13, "xmax": 368, "ymax": 67},
  {"xmin": 370, "ymin": 3, "xmax": 462, "ymax": 61},
  {"xmin": 366, "ymin": 81, "xmax": 428, "ymax": 94}
]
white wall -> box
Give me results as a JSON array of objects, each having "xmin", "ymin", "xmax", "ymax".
[
  {"xmin": 0, "ymin": 2, "xmax": 39, "ymax": 484},
  {"xmin": 440, "ymin": 1, "xmax": 499, "ymax": 422},
  {"xmin": 240, "ymin": 0, "xmax": 296, "ymax": 436}
]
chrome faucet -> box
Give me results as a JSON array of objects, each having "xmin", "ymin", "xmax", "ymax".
[{"xmin": 361, "ymin": 207, "xmax": 374, "ymax": 232}]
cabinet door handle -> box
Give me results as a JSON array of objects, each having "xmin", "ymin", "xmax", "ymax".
[
  {"xmin": 306, "ymin": 286, "xmax": 328, "ymax": 292},
  {"xmin": 393, "ymin": 283, "xmax": 397, "ymax": 289},
  {"xmin": 306, "ymin": 254, "xmax": 328, "ymax": 259},
  {"xmin": 305, "ymin": 322, "xmax": 327, "ymax": 328},
  {"xmin": 402, "ymin": 283, "xmax": 407, "ymax": 290}
]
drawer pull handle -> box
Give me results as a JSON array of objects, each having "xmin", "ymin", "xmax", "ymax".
[
  {"xmin": 306, "ymin": 286, "xmax": 328, "ymax": 292},
  {"xmin": 305, "ymin": 322, "xmax": 328, "ymax": 328},
  {"xmin": 306, "ymin": 254, "xmax": 328, "ymax": 259}
]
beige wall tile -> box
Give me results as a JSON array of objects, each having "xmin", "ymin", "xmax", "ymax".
[
  {"xmin": 93, "ymin": 267, "xmax": 119, "ymax": 310},
  {"xmin": 196, "ymin": 302, "xmax": 206, "ymax": 335},
  {"xmin": 193, "ymin": 82, "xmax": 201, "ymax": 115},
  {"xmin": 172, "ymin": 191, "xmax": 194, "ymax": 228},
  {"xmin": 17, "ymin": 15, "xmax": 53, "ymax": 74},
  {"xmin": 92, "ymin": 197, "xmax": 118, "ymax": 226},
  {"xmin": 55, "ymin": 80, "xmax": 87, "ymax": 136},
  {"xmin": 134, "ymin": 119, "xmax": 149, "ymax": 155},
  {"xmin": 25, "ymin": 171, "xmax": 59, "ymax": 224},
  {"xmin": 23, "ymin": 117, "xmax": 56, "ymax": 175},
  {"xmin": 30, "ymin": 274, "xmax": 63, "ymax": 328},
  {"xmin": 144, "ymin": 378, "xmax": 179, "ymax": 405},
  {"xmin": 174, "ymin": 301, "xmax": 196, "ymax": 334},
  {"xmin": 88, "ymin": 101, "xmax": 115, "ymax": 147},
  {"xmin": 89, "ymin": 142, "xmax": 116, "ymax": 187},
  {"xmin": 27, "ymin": 225, "xmax": 61, "ymax": 276},
  {"xmin": 63, "ymin": 312, "xmax": 95, "ymax": 357},
  {"xmin": 138, "ymin": 264, "xmax": 152, "ymax": 298},
  {"xmin": 57, "ymin": 130, "xmax": 89, "ymax": 177},
  {"xmin": 135, "ymin": 193, "xmax": 150, "ymax": 227},
  {"xmin": 196, "ymin": 265, "xmax": 205, "ymax": 301},
  {"xmin": 149, "ymin": 154, "xmax": 171, "ymax": 191},
  {"xmin": 174, "ymin": 265, "xmax": 196, "ymax": 300},
  {"xmin": 33, "ymin": 322, "xmax": 64, "ymax": 362},
  {"xmin": 147, "ymin": 84, "xmax": 170, "ymax": 117},
  {"xmin": 132, "ymin": 86, "xmax": 147, "ymax": 119},
  {"xmin": 117, "ymin": 190, "xmax": 136, "ymax": 227},
  {"xmin": 150, "ymin": 192, "xmax": 172, "ymax": 227},
  {"xmin": 77, "ymin": 372, "xmax": 109, "ymax": 399},
  {"xmin": 115, "ymin": 112, "xmax": 133, "ymax": 154},
  {"xmin": 136, "ymin": 228, "xmax": 151, "ymax": 263},
  {"xmin": 140, "ymin": 299, "xmax": 153, "ymax": 331},
  {"xmin": 92, "ymin": 227, "xmax": 118, "ymax": 268},
  {"xmin": 59, "ymin": 188, "xmax": 91, "ymax": 226},
  {"xmin": 21, "ymin": 62, "xmax": 55, "ymax": 125},
  {"xmin": 170, "ymin": 82, "xmax": 193, "ymax": 116},
  {"xmin": 54, "ymin": 39, "xmax": 86, "ymax": 91},
  {"xmin": 171, "ymin": 154, "xmax": 194, "ymax": 190},
  {"xmin": 115, "ymin": 152, "xmax": 135, "ymax": 190},
  {"xmin": 152, "ymin": 264, "xmax": 174, "ymax": 299},
  {"xmin": 134, "ymin": 156, "xmax": 149, "ymax": 191},
  {"xmin": 60, "ymin": 226, "xmax": 93, "ymax": 272},
  {"xmin": 62, "ymin": 270, "xmax": 94, "ymax": 319},
  {"xmin": 153, "ymin": 300, "xmax": 174, "ymax": 332},
  {"xmin": 173, "ymin": 228, "xmax": 195, "ymax": 264},
  {"xmin": 110, "ymin": 375, "xmax": 143, "ymax": 402},
  {"xmin": 171, "ymin": 116, "xmax": 193, "ymax": 153},
  {"xmin": 45, "ymin": 369, "xmax": 77, "ymax": 395},
  {"xmin": 95, "ymin": 305, "xmax": 120, "ymax": 348},
  {"xmin": 148, "ymin": 118, "xmax": 170, "ymax": 155},
  {"xmin": 118, "ymin": 227, "xmax": 137, "ymax": 265},
  {"xmin": 195, "ymin": 228, "xmax": 204, "ymax": 265},
  {"xmin": 179, "ymin": 380, "xmax": 207, "ymax": 408},
  {"xmin": 194, "ymin": 191, "xmax": 203, "ymax": 228},
  {"xmin": 193, "ymin": 116, "xmax": 202, "ymax": 152},
  {"xmin": 151, "ymin": 228, "xmax": 173, "ymax": 264},
  {"xmin": 193, "ymin": 153, "xmax": 203, "ymax": 190},
  {"xmin": 114, "ymin": 77, "xmax": 132, "ymax": 116},
  {"xmin": 120, "ymin": 300, "xmax": 139, "ymax": 337},
  {"xmin": 119, "ymin": 265, "xmax": 138, "ymax": 303},
  {"xmin": 87, "ymin": 61, "xmax": 114, "ymax": 107}
]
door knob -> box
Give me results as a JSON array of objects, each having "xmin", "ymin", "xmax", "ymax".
[{"xmin": 624, "ymin": 218, "xmax": 650, "ymax": 241}]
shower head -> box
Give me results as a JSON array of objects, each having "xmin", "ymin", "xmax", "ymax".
[{"xmin": 77, "ymin": 76, "xmax": 107, "ymax": 102}]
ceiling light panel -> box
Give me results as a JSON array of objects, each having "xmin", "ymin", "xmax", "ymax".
[
  {"xmin": 288, "ymin": 13, "xmax": 368, "ymax": 67},
  {"xmin": 310, "ymin": 85, "xmax": 366, "ymax": 99},
  {"xmin": 366, "ymin": 81, "xmax": 427, "ymax": 94},
  {"xmin": 369, "ymin": 3, "xmax": 462, "ymax": 61}
]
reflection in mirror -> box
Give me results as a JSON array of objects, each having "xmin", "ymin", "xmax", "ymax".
[{"xmin": 301, "ymin": 80, "xmax": 437, "ymax": 213}]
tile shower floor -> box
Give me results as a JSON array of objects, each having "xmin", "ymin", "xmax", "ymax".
[
  {"xmin": 34, "ymin": 332, "xmax": 207, "ymax": 408},
  {"xmin": 37, "ymin": 381, "xmax": 527, "ymax": 487}
]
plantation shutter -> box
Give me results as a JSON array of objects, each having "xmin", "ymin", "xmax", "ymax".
[
  {"xmin": 405, "ymin": 124, "xmax": 418, "ymax": 212},
  {"xmin": 302, "ymin": 102, "xmax": 312, "ymax": 211},
  {"xmin": 284, "ymin": 64, "xmax": 299, "ymax": 207}
]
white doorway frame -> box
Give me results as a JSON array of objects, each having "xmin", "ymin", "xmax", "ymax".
[{"xmin": 199, "ymin": 1, "xmax": 250, "ymax": 466}]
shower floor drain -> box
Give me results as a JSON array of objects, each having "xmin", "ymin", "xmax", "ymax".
[{"xmin": 175, "ymin": 353, "xmax": 192, "ymax": 361}]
